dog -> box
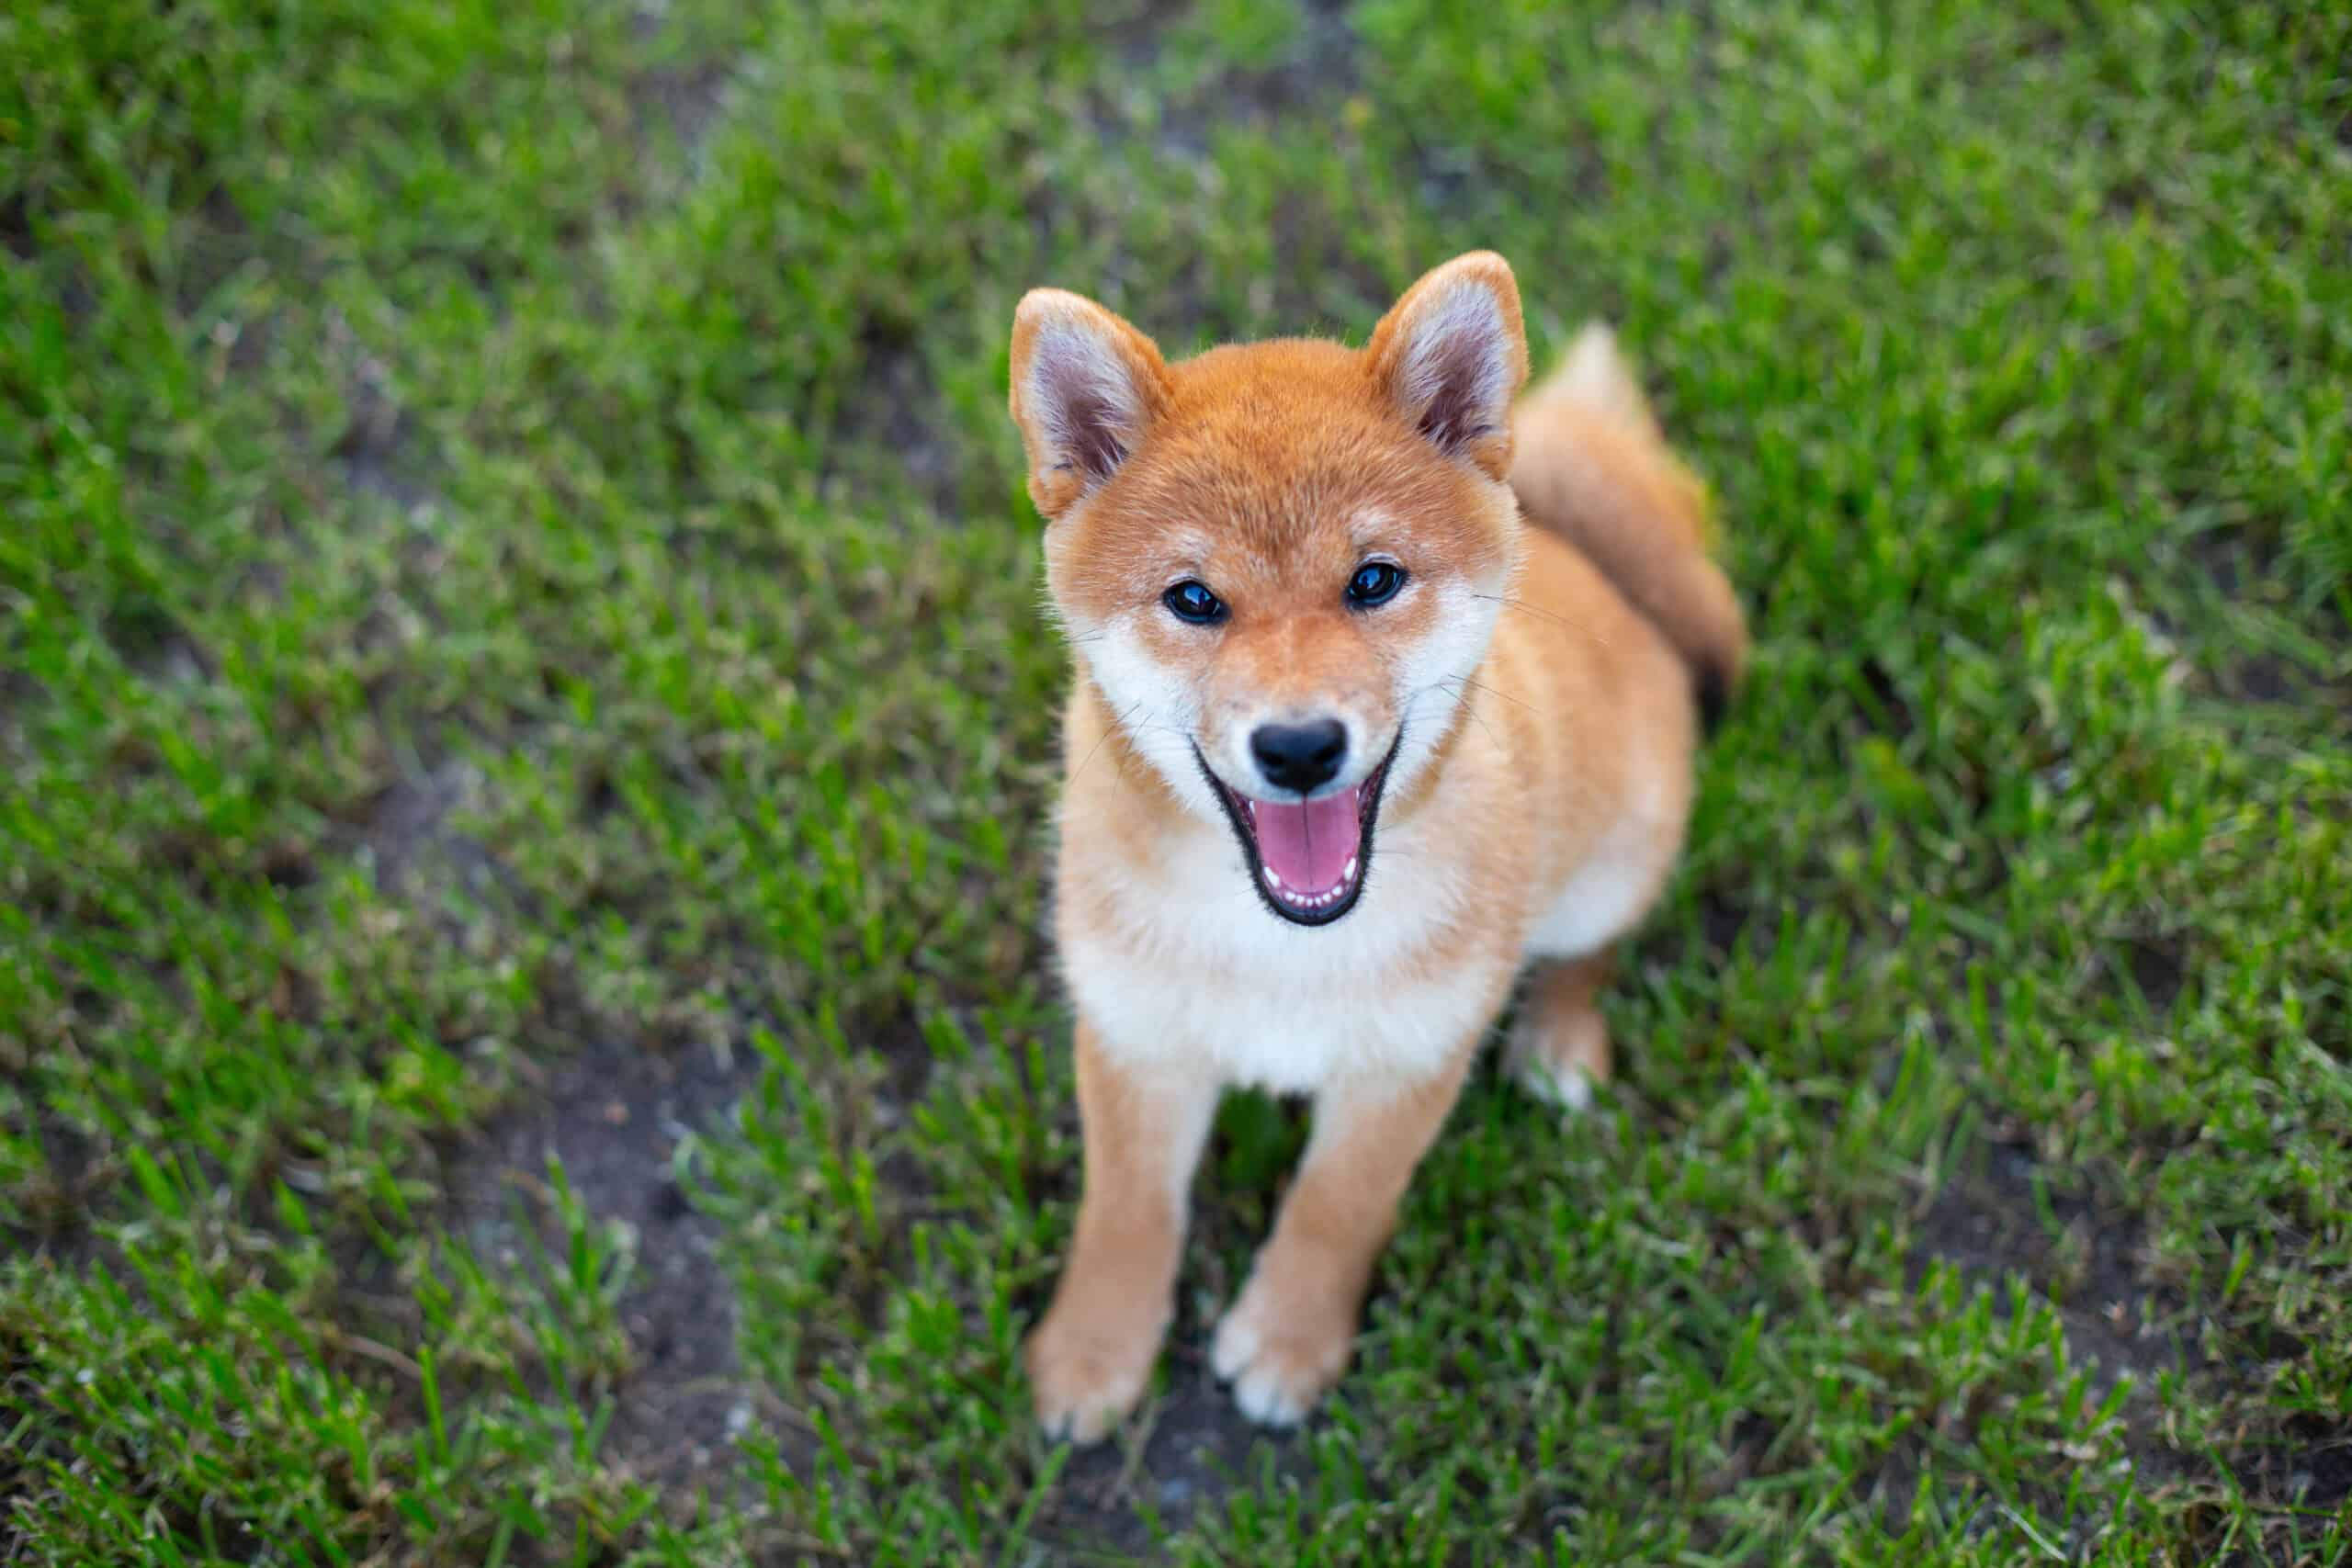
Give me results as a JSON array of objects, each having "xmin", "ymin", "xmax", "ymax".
[{"xmin": 1006, "ymin": 252, "xmax": 1746, "ymax": 1439}]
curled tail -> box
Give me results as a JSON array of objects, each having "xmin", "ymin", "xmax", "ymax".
[{"xmin": 1508, "ymin": 323, "xmax": 1747, "ymax": 729}]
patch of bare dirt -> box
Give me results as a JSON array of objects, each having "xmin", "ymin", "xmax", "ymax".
[
  {"xmin": 440, "ymin": 1032, "xmax": 768, "ymax": 1493},
  {"xmin": 2227, "ymin": 1414, "xmax": 2352, "ymax": 1517},
  {"xmin": 359, "ymin": 757, "xmax": 504, "ymax": 897},
  {"xmin": 627, "ymin": 2, "xmax": 739, "ymax": 174},
  {"xmin": 1883, "ymin": 1137, "xmax": 2239, "ymax": 1543},
  {"xmin": 1119, "ymin": 0, "xmax": 1364, "ymax": 157},
  {"xmin": 820, "ymin": 338, "xmax": 967, "ymax": 520},
  {"xmin": 1044, "ymin": 1352, "xmax": 1312, "ymax": 1558},
  {"xmin": 1909, "ymin": 1139, "xmax": 2183, "ymax": 1397},
  {"xmin": 2117, "ymin": 931, "xmax": 2187, "ymax": 1015},
  {"xmin": 0, "ymin": 1121, "xmax": 110, "ymax": 1265}
]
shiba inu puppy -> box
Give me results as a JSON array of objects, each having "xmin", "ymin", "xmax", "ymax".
[{"xmin": 1007, "ymin": 253, "xmax": 1745, "ymax": 1439}]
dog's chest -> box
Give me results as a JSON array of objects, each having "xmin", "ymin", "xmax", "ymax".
[{"xmin": 1058, "ymin": 826, "xmax": 1513, "ymax": 1093}]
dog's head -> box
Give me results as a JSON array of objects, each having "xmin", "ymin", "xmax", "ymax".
[{"xmin": 1010, "ymin": 254, "xmax": 1529, "ymax": 927}]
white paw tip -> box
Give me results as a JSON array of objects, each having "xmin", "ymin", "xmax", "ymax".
[
  {"xmin": 1209, "ymin": 1317, "xmax": 1257, "ymax": 1382},
  {"xmin": 1517, "ymin": 1057, "xmax": 1594, "ymax": 1113},
  {"xmin": 1036, "ymin": 1404, "xmax": 1094, "ymax": 1445},
  {"xmin": 1233, "ymin": 1373, "xmax": 1306, "ymax": 1427}
]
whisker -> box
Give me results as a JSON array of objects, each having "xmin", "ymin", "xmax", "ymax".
[
  {"xmin": 1437, "ymin": 682, "xmax": 1508, "ymax": 752},
  {"xmin": 1445, "ymin": 672, "xmax": 1539, "ymax": 716},
  {"xmin": 1474, "ymin": 593, "xmax": 1609, "ymax": 647},
  {"xmin": 1402, "ymin": 672, "xmax": 1505, "ymax": 753},
  {"xmin": 1069, "ymin": 700, "xmax": 1147, "ymax": 789}
]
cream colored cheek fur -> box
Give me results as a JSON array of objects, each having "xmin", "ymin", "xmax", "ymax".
[
  {"xmin": 1383, "ymin": 576, "xmax": 1503, "ymax": 803},
  {"xmin": 1073, "ymin": 609, "xmax": 1220, "ymax": 817}
]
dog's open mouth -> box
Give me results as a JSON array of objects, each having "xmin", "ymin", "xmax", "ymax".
[{"xmin": 1197, "ymin": 736, "xmax": 1399, "ymax": 927}]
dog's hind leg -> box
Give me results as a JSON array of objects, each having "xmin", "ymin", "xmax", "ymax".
[{"xmin": 1507, "ymin": 948, "xmax": 1614, "ymax": 1113}]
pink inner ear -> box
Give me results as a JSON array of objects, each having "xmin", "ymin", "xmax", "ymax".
[
  {"xmin": 1028, "ymin": 325, "xmax": 1145, "ymax": 487},
  {"xmin": 1046, "ymin": 377, "xmax": 1130, "ymax": 480},
  {"xmin": 1412, "ymin": 333, "xmax": 1502, "ymax": 452},
  {"xmin": 1396, "ymin": 287, "xmax": 1511, "ymax": 457}
]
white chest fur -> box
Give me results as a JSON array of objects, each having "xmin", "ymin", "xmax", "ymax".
[{"xmin": 1058, "ymin": 808, "xmax": 1515, "ymax": 1094}]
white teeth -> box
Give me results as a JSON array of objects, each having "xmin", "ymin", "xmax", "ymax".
[
  {"xmin": 1342, "ymin": 856, "xmax": 1357, "ymax": 882},
  {"xmin": 1265, "ymin": 874, "xmax": 1359, "ymax": 912}
]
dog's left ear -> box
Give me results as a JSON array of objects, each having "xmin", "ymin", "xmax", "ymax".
[
  {"xmin": 1366, "ymin": 252, "xmax": 1529, "ymax": 480},
  {"xmin": 1009, "ymin": 288, "xmax": 1171, "ymax": 520}
]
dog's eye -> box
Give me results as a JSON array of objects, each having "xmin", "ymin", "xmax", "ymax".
[
  {"xmin": 1346, "ymin": 560, "xmax": 1407, "ymax": 607},
  {"xmin": 1162, "ymin": 580, "xmax": 1227, "ymax": 625}
]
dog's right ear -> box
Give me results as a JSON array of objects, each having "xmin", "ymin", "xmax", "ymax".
[{"xmin": 1009, "ymin": 289, "xmax": 1170, "ymax": 520}]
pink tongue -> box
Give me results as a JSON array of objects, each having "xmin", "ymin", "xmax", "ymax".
[{"xmin": 1250, "ymin": 785, "xmax": 1363, "ymax": 894}]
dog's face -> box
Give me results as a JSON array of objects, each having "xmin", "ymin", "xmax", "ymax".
[{"xmin": 1010, "ymin": 254, "xmax": 1530, "ymax": 926}]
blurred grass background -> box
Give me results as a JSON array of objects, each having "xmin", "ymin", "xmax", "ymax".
[{"xmin": 2, "ymin": 0, "xmax": 2347, "ymax": 1562}]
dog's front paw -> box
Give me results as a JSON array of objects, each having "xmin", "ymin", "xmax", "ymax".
[
  {"xmin": 1025, "ymin": 1303, "xmax": 1163, "ymax": 1444},
  {"xmin": 1209, "ymin": 1271, "xmax": 1356, "ymax": 1427}
]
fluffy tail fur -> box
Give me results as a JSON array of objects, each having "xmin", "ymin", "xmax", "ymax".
[{"xmin": 1508, "ymin": 324, "xmax": 1747, "ymax": 729}]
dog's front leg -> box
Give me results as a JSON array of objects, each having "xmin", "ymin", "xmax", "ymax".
[
  {"xmin": 1211, "ymin": 1047, "xmax": 1475, "ymax": 1425},
  {"xmin": 1026, "ymin": 1020, "xmax": 1219, "ymax": 1443}
]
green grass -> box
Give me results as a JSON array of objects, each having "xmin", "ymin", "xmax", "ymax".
[{"xmin": 4, "ymin": 0, "xmax": 2347, "ymax": 1561}]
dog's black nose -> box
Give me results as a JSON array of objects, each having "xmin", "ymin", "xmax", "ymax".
[{"xmin": 1250, "ymin": 719, "xmax": 1348, "ymax": 794}]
